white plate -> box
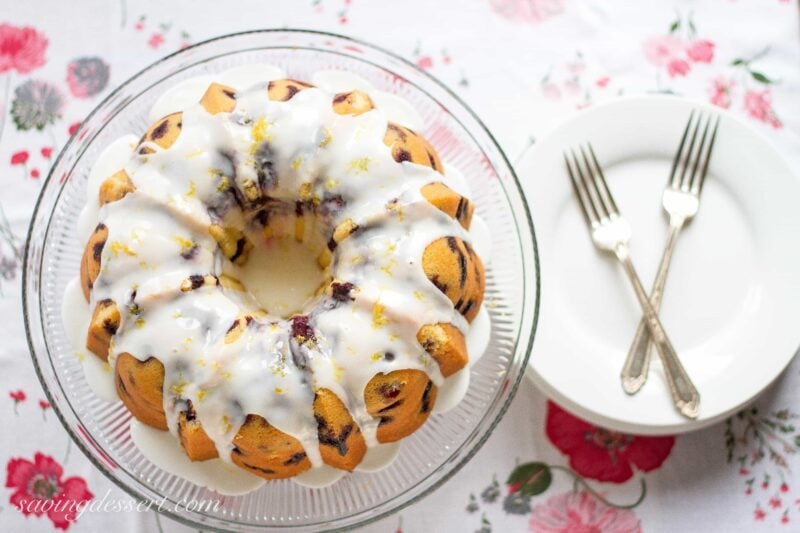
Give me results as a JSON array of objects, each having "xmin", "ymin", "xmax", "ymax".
[{"xmin": 519, "ymin": 95, "xmax": 800, "ymax": 434}]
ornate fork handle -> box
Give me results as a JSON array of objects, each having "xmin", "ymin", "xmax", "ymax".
[
  {"xmin": 614, "ymin": 243, "xmax": 700, "ymax": 419},
  {"xmin": 621, "ymin": 221, "xmax": 684, "ymax": 394}
]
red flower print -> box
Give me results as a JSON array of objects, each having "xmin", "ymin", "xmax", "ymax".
[
  {"xmin": 508, "ymin": 481, "xmax": 522, "ymax": 494},
  {"xmin": 9, "ymin": 390, "xmax": 26, "ymax": 402},
  {"xmin": 68, "ymin": 122, "xmax": 80, "ymax": 136},
  {"xmin": 134, "ymin": 21, "xmax": 144, "ymax": 31},
  {"xmin": 545, "ymin": 401, "xmax": 675, "ymax": 483},
  {"xmin": 5, "ymin": 453, "xmax": 93, "ymax": 530},
  {"xmin": 39, "ymin": 399, "xmax": 51, "ymax": 409},
  {"xmin": 66, "ymin": 57, "xmax": 110, "ymax": 98},
  {"xmin": 709, "ymin": 76, "xmax": 734, "ymax": 109},
  {"xmin": 643, "ymin": 35, "xmax": 683, "ymax": 67},
  {"xmin": 667, "ymin": 59, "xmax": 690, "ymax": 78},
  {"xmin": 770, "ymin": 497, "xmax": 783, "ymax": 509},
  {"xmin": 0, "ymin": 24, "xmax": 48, "ymax": 74},
  {"xmin": 148, "ymin": 33, "xmax": 164, "ymax": 49},
  {"xmin": 10, "ymin": 389, "xmax": 26, "ymax": 414},
  {"xmin": 529, "ymin": 491, "xmax": 642, "ymax": 533},
  {"xmin": 781, "ymin": 483, "xmax": 790, "ymax": 493},
  {"xmin": 744, "ymin": 89, "xmax": 782, "ymax": 128},
  {"xmin": 10, "ymin": 150, "xmax": 29, "ymax": 165},
  {"xmin": 755, "ymin": 507, "xmax": 766, "ymax": 521},
  {"xmin": 30, "ymin": 168, "xmax": 40, "ymax": 179},
  {"xmin": 41, "ymin": 146, "xmax": 53, "ymax": 158},
  {"xmin": 686, "ymin": 39, "xmax": 714, "ymax": 63},
  {"xmin": 416, "ymin": 56, "xmax": 433, "ymax": 70}
]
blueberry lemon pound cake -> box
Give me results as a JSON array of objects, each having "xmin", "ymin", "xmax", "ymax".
[{"xmin": 75, "ymin": 69, "xmax": 486, "ymax": 481}]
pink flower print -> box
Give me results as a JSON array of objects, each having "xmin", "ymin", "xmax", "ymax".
[
  {"xmin": 781, "ymin": 483, "xmax": 790, "ymax": 493},
  {"xmin": 744, "ymin": 89, "xmax": 782, "ymax": 128},
  {"xmin": 643, "ymin": 35, "xmax": 684, "ymax": 67},
  {"xmin": 5, "ymin": 452, "xmax": 93, "ymax": 530},
  {"xmin": 755, "ymin": 507, "xmax": 767, "ymax": 521},
  {"xmin": 489, "ymin": 0, "xmax": 565, "ymax": 24},
  {"xmin": 541, "ymin": 82, "xmax": 561, "ymax": 100},
  {"xmin": 0, "ymin": 24, "xmax": 48, "ymax": 74},
  {"xmin": 687, "ymin": 39, "xmax": 714, "ymax": 63},
  {"xmin": 529, "ymin": 491, "xmax": 642, "ymax": 533},
  {"xmin": 148, "ymin": 33, "xmax": 164, "ymax": 49},
  {"xmin": 596, "ymin": 76, "xmax": 610, "ymax": 88},
  {"xmin": 770, "ymin": 497, "xmax": 783, "ymax": 509},
  {"xmin": 709, "ymin": 76, "xmax": 734, "ymax": 109},
  {"xmin": 667, "ymin": 59, "xmax": 690, "ymax": 78},
  {"xmin": 416, "ymin": 56, "xmax": 433, "ymax": 70}
]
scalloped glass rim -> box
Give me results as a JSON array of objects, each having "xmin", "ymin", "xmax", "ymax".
[{"xmin": 23, "ymin": 29, "xmax": 540, "ymax": 531}]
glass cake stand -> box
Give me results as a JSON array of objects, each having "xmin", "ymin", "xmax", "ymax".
[{"xmin": 23, "ymin": 30, "xmax": 539, "ymax": 531}]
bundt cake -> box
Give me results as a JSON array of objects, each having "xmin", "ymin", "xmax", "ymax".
[{"xmin": 75, "ymin": 69, "xmax": 486, "ymax": 481}]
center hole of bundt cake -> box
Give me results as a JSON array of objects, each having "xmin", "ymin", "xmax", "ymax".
[{"xmin": 234, "ymin": 236, "xmax": 326, "ymax": 318}]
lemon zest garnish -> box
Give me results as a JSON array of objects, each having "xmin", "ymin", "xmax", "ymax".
[
  {"xmin": 109, "ymin": 241, "xmax": 137, "ymax": 257},
  {"xmin": 216, "ymin": 175, "xmax": 230, "ymax": 192},
  {"xmin": 173, "ymin": 236, "xmax": 194, "ymax": 252},
  {"xmin": 299, "ymin": 182, "xmax": 313, "ymax": 200},
  {"xmin": 389, "ymin": 333, "xmax": 400, "ymax": 341},
  {"xmin": 371, "ymin": 352, "xmax": 382, "ymax": 362},
  {"xmin": 348, "ymin": 157, "xmax": 370, "ymax": 174},
  {"xmin": 320, "ymin": 127, "xmax": 332, "ymax": 147},
  {"xmin": 185, "ymin": 180, "xmax": 197, "ymax": 198},
  {"xmin": 172, "ymin": 311, "xmax": 182, "ymax": 318},
  {"xmin": 197, "ymin": 389, "xmax": 208, "ymax": 401},
  {"xmin": 334, "ymin": 363, "xmax": 344, "ymax": 383},
  {"xmin": 292, "ymin": 156, "xmax": 304, "ymax": 171},
  {"xmin": 413, "ymin": 291, "xmax": 425, "ymax": 301},
  {"xmin": 380, "ymin": 260, "xmax": 396, "ymax": 276},
  {"xmin": 184, "ymin": 149, "xmax": 204, "ymax": 159},
  {"xmin": 196, "ymin": 358, "xmax": 205, "ymax": 367},
  {"xmin": 134, "ymin": 318, "xmax": 146, "ymax": 329},
  {"xmin": 169, "ymin": 381, "xmax": 187, "ymax": 396},
  {"xmin": 251, "ymin": 117, "xmax": 272, "ymax": 144},
  {"xmin": 325, "ymin": 178, "xmax": 339, "ymax": 190},
  {"xmin": 222, "ymin": 415, "xmax": 233, "ymax": 433},
  {"xmin": 274, "ymin": 387, "xmax": 284, "ymax": 395},
  {"xmin": 372, "ymin": 302, "xmax": 389, "ymax": 328}
]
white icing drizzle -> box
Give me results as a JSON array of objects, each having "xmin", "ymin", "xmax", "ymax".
[{"xmin": 63, "ymin": 65, "xmax": 493, "ymax": 490}]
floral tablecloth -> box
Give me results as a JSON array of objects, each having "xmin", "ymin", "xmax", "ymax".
[{"xmin": 2, "ymin": 1, "xmax": 799, "ymax": 531}]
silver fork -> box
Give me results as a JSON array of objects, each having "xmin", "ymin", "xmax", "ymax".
[
  {"xmin": 564, "ymin": 145, "xmax": 700, "ymax": 419},
  {"xmin": 621, "ymin": 112, "xmax": 720, "ymax": 394}
]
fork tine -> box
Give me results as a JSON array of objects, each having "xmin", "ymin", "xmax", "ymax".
[
  {"xmin": 679, "ymin": 112, "xmax": 703, "ymax": 191},
  {"xmin": 586, "ymin": 143, "xmax": 619, "ymax": 216},
  {"xmin": 564, "ymin": 152, "xmax": 598, "ymax": 226},
  {"xmin": 694, "ymin": 115, "xmax": 720, "ymax": 195},
  {"xmin": 688, "ymin": 114, "xmax": 711, "ymax": 192},
  {"xmin": 669, "ymin": 110, "xmax": 695, "ymax": 189},
  {"xmin": 575, "ymin": 147, "xmax": 608, "ymax": 220}
]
